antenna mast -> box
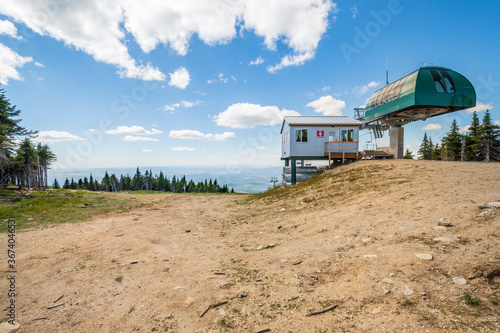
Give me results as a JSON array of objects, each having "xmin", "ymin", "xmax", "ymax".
[{"xmin": 385, "ymin": 50, "xmax": 389, "ymax": 85}]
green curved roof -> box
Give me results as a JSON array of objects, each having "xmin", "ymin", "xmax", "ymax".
[{"xmin": 364, "ymin": 66, "xmax": 476, "ymax": 123}]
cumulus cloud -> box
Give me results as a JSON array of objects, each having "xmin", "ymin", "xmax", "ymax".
[
  {"xmin": 168, "ymin": 66, "xmax": 190, "ymax": 89},
  {"xmin": 170, "ymin": 147, "xmax": 195, "ymax": 152},
  {"xmin": 169, "ymin": 130, "xmax": 235, "ymax": 141},
  {"xmin": 105, "ymin": 126, "xmax": 162, "ymax": 135},
  {"xmin": 33, "ymin": 130, "xmax": 86, "ymax": 144},
  {"xmin": 142, "ymin": 149, "xmax": 152, "ymax": 152},
  {"xmin": 0, "ymin": 43, "xmax": 33, "ymax": 85},
  {"xmin": 421, "ymin": 124, "xmax": 442, "ymax": 130},
  {"xmin": 0, "ymin": 19, "xmax": 20, "ymax": 39},
  {"xmin": 459, "ymin": 125, "xmax": 471, "ymax": 133},
  {"xmin": 249, "ymin": 57, "xmax": 265, "ymax": 66},
  {"xmin": 494, "ymin": 120, "xmax": 500, "ymax": 126},
  {"xmin": 465, "ymin": 101, "xmax": 493, "ymax": 114},
  {"xmin": 353, "ymin": 81, "xmax": 380, "ymax": 96},
  {"xmin": 0, "ymin": 1, "xmax": 335, "ymax": 78},
  {"xmin": 306, "ymin": 95, "xmax": 345, "ymax": 116},
  {"xmin": 214, "ymin": 103, "xmax": 300, "ymax": 129},
  {"xmin": 244, "ymin": 0, "xmax": 334, "ymax": 73},
  {"xmin": 123, "ymin": 135, "xmax": 159, "ymax": 142},
  {"xmin": 0, "ymin": 1, "xmax": 165, "ymax": 81}
]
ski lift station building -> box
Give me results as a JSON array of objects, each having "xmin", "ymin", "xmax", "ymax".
[
  {"xmin": 280, "ymin": 66, "xmax": 476, "ymax": 185},
  {"xmin": 280, "ymin": 116, "xmax": 362, "ymax": 163}
]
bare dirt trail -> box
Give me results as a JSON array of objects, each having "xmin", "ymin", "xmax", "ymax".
[{"xmin": 1, "ymin": 160, "xmax": 500, "ymax": 332}]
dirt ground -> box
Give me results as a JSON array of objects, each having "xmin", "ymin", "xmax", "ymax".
[{"xmin": 1, "ymin": 159, "xmax": 500, "ymax": 332}]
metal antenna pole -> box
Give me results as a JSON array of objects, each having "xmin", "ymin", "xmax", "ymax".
[{"xmin": 385, "ymin": 50, "xmax": 389, "ymax": 85}]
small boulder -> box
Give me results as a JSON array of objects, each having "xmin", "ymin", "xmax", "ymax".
[
  {"xmin": 438, "ymin": 217, "xmax": 452, "ymax": 227},
  {"xmin": 479, "ymin": 202, "xmax": 500, "ymax": 209},
  {"xmin": 415, "ymin": 253, "xmax": 433, "ymax": 260},
  {"xmin": 0, "ymin": 322, "xmax": 20, "ymax": 333},
  {"xmin": 477, "ymin": 211, "xmax": 492, "ymax": 218},
  {"xmin": 452, "ymin": 277, "xmax": 467, "ymax": 285}
]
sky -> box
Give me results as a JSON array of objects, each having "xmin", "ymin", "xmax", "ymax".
[{"xmin": 0, "ymin": 0, "xmax": 499, "ymax": 177}]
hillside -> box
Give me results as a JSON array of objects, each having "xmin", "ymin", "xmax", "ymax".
[{"xmin": 1, "ymin": 160, "xmax": 499, "ymax": 332}]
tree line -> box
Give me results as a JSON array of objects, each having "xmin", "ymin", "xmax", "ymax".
[
  {"xmin": 405, "ymin": 110, "xmax": 500, "ymax": 161},
  {"xmin": 53, "ymin": 168, "xmax": 234, "ymax": 193},
  {"xmin": 0, "ymin": 89, "xmax": 57, "ymax": 189}
]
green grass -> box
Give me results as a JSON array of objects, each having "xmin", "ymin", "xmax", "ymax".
[
  {"xmin": 0, "ymin": 189, "xmax": 144, "ymax": 232},
  {"xmin": 463, "ymin": 292, "xmax": 481, "ymax": 306}
]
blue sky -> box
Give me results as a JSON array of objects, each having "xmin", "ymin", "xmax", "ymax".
[{"xmin": 0, "ymin": 0, "xmax": 498, "ymax": 175}]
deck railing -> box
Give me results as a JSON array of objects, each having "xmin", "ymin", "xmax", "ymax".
[{"xmin": 324, "ymin": 141, "xmax": 359, "ymax": 164}]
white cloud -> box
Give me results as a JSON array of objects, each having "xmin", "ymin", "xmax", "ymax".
[
  {"xmin": 421, "ymin": 124, "xmax": 442, "ymax": 130},
  {"xmin": 168, "ymin": 66, "xmax": 190, "ymax": 89},
  {"xmin": 465, "ymin": 101, "xmax": 493, "ymax": 113},
  {"xmin": 214, "ymin": 103, "xmax": 300, "ymax": 129},
  {"xmin": 0, "ymin": 19, "xmax": 20, "ymax": 39},
  {"xmin": 0, "ymin": 0, "xmax": 335, "ymax": 79},
  {"xmin": 494, "ymin": 120, "xmax": 500, "ymax": 126},
  {"xmin": 244, "ymin": 0, "xmax": 334, "ymax": 72},
  {"xmin": 207, "ymin": 73, "xmax": 230, "ymax": 84},
  {"xmin": 0, "ymin": 43, "xmax": 33, "ymax": 85},
  {"xmin": 163, "ymin": 100, "xmax": 202, "ymax": 112},
  {"xmin": 267, "ymin": 51, "xmax": 314, "ymax": 73},
  {"xmin": 249, "ymin": 56, "xmax": 265, "ymax": 66},
  {"xmin": 322, "ymin": 86, "xmax": 331, "ymax": 91},
  {"xmin": 105, "ymin": 126, "xmax": 162, "ymax": 135},
  {"xmin": 33, "ymin": 130, "xmax": 86, "ymax": 144},
  {"xmin": 169, "ymin": 130, "xmax": 235, "ymax": 141},
  {"xmin": 459, "ymin": 125, "xmax": 471, "ymax": 133},
  {"xmin": 351, "ymin": 6, "xmax": 358, "ymax": 18},
  {"xmin": 306, "ymin": 95, "xmax": 345, "ymax": 116},
  {"xmin": 124, "ymin": 135, "xmax": 159, "ymax": 142},
  {"xmin": 405, "ymin": 144, "xmax": 412, "ymax": 149},
  {"xmin": 353, "ymin": 81, "xmax": 380, "ymax": 96},
  {"xmin": 142, "ymin": 149, "xmax": 152, "ymax": 152},
  {"xmin": 170, "ymin": 147, "xmax": 195, "ymax": 152},
  {"xmin": 0, "ymin": 1, "xmax": 165, "ymax": 81}
]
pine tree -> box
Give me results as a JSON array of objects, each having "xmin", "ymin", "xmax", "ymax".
[
  {"xmin": 63, "ymin": 178, "xmax": 70, "ymax": 189},
  {"xmin": 476, "ymin": 110, "xmax": 500, "ymax": 161},
  {"xmin": 466, "ymin": 111, "xmax": 481, "ymax": 160},
  {"xmin": 52, "ymin": 178, "xmax": 60, "ymax": 189},
  {"xmin": 403, "ymin": 149, "xmax": 413, "ymax": 159},
  {"xmin": 418, "ymin": 133, "xmax": 431, "ymax": 160},
  {"xmin": 441, "ymin": 119, "xmax": 462, "ymax": 160}
]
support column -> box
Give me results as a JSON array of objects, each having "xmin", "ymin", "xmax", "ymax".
[
  {"xmin": 389, "ymin": 127, "xmax": 404, "ymax": 159},
  {"xmin": 291, "ymin": 159, "xmax": 296, "ymax": 185},
  {"xmin": 285, "ymin": 159, "xmax": 289, "ymax": 167}
]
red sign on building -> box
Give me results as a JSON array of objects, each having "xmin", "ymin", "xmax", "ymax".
[{"xmin": 317, "ymin": 130, "xmax": 324, "ymax": 138}]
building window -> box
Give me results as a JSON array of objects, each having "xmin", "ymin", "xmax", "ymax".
[
  {"xmin": 341, "ymin": 129, "xmax": 354, "ymax": 142},
  {"xmin": 295, "ymin": 129, "xmax": 308, "ymax": 143},
  {"xmin": 429, "ymin": 70, "xmax": 455, "ymax": 94}
]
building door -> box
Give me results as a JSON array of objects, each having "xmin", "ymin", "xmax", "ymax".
[{"xmin": 328, "ymin": 130, "xmax": 337, "ymax": 142}]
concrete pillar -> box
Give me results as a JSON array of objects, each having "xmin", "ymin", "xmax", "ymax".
[{"xmin": 389, "ymin": 127, "xmax": 404, "ymax": 159}]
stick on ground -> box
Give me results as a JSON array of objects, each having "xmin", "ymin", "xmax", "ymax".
[
  {"xmin": 200, "ymin": 301, "xmax": 228, "ymax": 318},
  {"xmin": 47, "ymin": 303, "xmax": 64, "ymax": 310},
  {"xmin": 305, "ymin": 305, "xmax": 338, "ymax": 317}
]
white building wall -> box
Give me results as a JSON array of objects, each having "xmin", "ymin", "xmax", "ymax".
[{"xmin": 285, "ymin": 125, "xmax": 360, "ymax": 158}]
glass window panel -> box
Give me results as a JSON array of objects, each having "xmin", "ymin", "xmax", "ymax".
[
  {"xmin": 295, "ymin": 129, "xmax": 301, "ymax": 142},
  {"xmin": 302, "ymin": 129, "xmax": 308, "ymax": 142},
  {"xmin": 440, "ymin": 71, "xmax": 455, "ymax": 93}
]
